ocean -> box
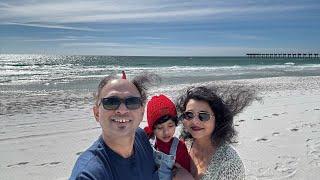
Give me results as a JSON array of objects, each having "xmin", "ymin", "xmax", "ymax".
[{"xmin": 1, "ymin": 54, "xmax": 320, "ymax": 115}]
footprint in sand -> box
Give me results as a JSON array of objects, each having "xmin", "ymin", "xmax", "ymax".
[
  {"xmin": 49, "ymin": 161, "xmax": 61, "ymax": 165},
  {"xmin": 256, "ymin": 137, "xmax": 270, "ymax": 142},
  {"xmin": 254, "ymin": 118, "xmax": 262, "ymax": 121},
  {"xmin": 272, "ymin": 113, "xmax": 279, "ymax": 116},
  {"xmin": 256, "ymin": 167, "xmax": 274, "ymax": 179},
  {"xmin": 36, "ymin": 161, "xmax": 61, "ymax": 166},
  {"xmin": 272, "ymin": 132, "xmax": 280, "ymax": 136},
  {"xmin": 314, "ymin": 108, "xmax": 320, "ymax": 111},
  {"xmin": 36, "ymin": 163, "xmax": 48, "ymax": 166},
  {"xmin": 7, "ymin": 161, "xmax": 29, "ymax": 167},
  {"xmin": 239, "ymin": 119, "xmax": 245, "ymax": 123},
  {"xmin": 290, "ymin": 128, "xmax": 299, "ymax": 132},
  {"xmin": 306, "ymin": 138, "xmax": 320, "ymax": 167},
  {"xmin": 274, "ymin": 155, "xmax": 298, "ymax": 177},
  {"xmin": 76, "ymin": 151, "xmax": 83, "ymax": 156}
]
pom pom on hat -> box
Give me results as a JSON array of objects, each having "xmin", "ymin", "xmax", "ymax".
[{"xmin": 144, "ymin": 94, "xmax": 177, "ymax": 137}]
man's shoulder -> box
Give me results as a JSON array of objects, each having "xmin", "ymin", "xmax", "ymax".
[
  {"xmin": 135, "ymin": 127, "xmax": 146, "ymax": 136},
  {"xmin": 135, "ymin": 127, "xmax": 150, "ymax": 143},
  {"xmin": 70, "ymin": 157, "xmax": 110, "ymax": 180},
  {"xmin": 70, "ymin": 137, "xmax": 111, "ymax": 179}
]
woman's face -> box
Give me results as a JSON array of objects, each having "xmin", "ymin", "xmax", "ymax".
[{"xmin": 182, "ymin": 99, "xmax": 215, "ymax": 140}]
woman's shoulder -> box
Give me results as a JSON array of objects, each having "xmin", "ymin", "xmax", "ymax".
[
  {"xmin": 204, "ymin": 143, "xmax": 245, "ymax": 180},
  {"xmin": 215, "ymin": 143, "xmax": 243, "ymax": 163}
]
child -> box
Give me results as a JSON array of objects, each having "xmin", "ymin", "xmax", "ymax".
[{"xmin": 144, "ymin": 94, "xmax": 191, "ymax": 180}]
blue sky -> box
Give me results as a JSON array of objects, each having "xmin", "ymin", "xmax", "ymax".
[{"xmin": 0, "ymin": 0, "xmax": 319, "ymax": 56}]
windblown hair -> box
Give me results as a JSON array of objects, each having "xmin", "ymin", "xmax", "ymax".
[
  {"xmin": 94, "ymin": 72, "xmax": 160, "ymax": 106},
  {"xmin": 176, "ymin": 85, "xmax": 259, "ymax": 145}
]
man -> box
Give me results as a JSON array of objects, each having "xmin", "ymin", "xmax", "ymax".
[{"xmin": 70, "ymin": 72, "xmax": 159, "ymax": 180}]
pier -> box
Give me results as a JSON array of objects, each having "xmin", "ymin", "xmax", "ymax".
[{"xmin": 246, "ymin": 53, "xmax": 319, "ymax": 58}]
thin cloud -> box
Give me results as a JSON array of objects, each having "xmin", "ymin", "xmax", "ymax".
[
  {"xmin": 22, "ymin": 38, "xmax": 76, "ymax": 42},
  {"xmin": 133, "ymin": 37, "xmax": 168, "ymax": 40},
  {"xmin": 61, "ymin": 42, "xmax": 134, "ymax": 47},
  {"xmin": 1, "ymin": 1, "xmax": 317, "ymax": 24},
  {"xmin": 1, "ymin": 22, "xmax": 99, "ymax": 31},
  {"xmin": 57, "ymin": 42, "xmax": 266, "ymax": 56},
  {"xmin": 207, "ymin": 31, "xmax": 266, "ymax": 41},
  {"xmin": 225, "ymin": 34, "xmax": 266, "ymax": 41},
  {"xmin": 1, "ymin": 35, "xmax": 98, "ymax": 42},
  {"xmin": 1, "ymin": 1, "xmax": 319, "ymax": 55}
]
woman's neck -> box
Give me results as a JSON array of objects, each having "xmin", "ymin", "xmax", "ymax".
[
  {"xmin": 190, "ymin": 137, "xmax": 216, "ymax": 180},
  {"xmin": 193, "ymin": 136, "xmax": 215, "ymax": 150}
]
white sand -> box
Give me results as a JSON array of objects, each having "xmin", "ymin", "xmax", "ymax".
[
  {"xmin": 1, "ymin": 76, "xmax": 319, "ymax": 180},
  {"xmin": 237, "ymin": 90, "xmax": 320, "ymax": 179}
]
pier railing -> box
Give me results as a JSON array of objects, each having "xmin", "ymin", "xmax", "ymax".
[{"xmin": 246, "ymin": 53, "xmax": 319, "ymax": 58}]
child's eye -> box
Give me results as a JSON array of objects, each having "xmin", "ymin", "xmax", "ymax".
[{"xmin": 156, "ymin": 126, "xmax": 163, "ymax": 130}]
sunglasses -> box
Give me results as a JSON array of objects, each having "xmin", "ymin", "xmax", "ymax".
[
  {"xmin": 180, "ymin": 111, "xmax": 213, "ymax": 121},
  {"xmin": 100, "ymin": 96, "xmax": 142, "ymax": 110}
]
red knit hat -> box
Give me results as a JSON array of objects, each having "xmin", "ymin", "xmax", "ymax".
[{"xmin": 144, "ymin": 94, "xmax": 177, "ymax": 137}]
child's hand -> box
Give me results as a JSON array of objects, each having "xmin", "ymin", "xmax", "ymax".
[{"xmin": 173, "ymin": 163, "xmax": 194, "ymax": 180}]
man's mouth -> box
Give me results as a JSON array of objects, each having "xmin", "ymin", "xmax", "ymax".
[{"xmin": 111, "ymin": 118, "xmax": 131, "ymax": 123}]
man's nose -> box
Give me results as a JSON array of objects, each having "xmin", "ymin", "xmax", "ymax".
[{"xmin": 115, "ymin": 103, "xmax": 129, "ymax": 114}]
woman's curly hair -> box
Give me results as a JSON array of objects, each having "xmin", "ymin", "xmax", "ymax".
[{"xmin": 176, "ymin": 85, "xmax": 259, "ymax": 145}]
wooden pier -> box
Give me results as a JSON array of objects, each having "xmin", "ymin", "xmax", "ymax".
[{"xmin": 246, "ymin": 53, "xmax": 319, "ymax": 58}]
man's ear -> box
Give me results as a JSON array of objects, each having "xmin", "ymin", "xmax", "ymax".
[{"xmin": 93, "ymin": 105, "xmax": 100, "ymax": 122}]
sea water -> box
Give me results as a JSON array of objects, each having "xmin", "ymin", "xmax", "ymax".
[{"xmin": 1, "ymin": 54, "xmax": 320, "ymax": 115}]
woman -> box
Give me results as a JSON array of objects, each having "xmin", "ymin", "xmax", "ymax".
[{"xmin": 175, "ymin": 85, "xmax": 258, "ymax": 180}]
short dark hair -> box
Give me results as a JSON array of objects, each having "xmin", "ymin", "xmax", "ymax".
[
  {"xmin": 94, "ymin": 72, "xmax": 159, "ymax": 106},
  {"xmin": 176, "ymin": 85, "xmax": 258, "ymax": 145},
  {"xmin": 152, "ymin": 115, "xmax": 178, "ymax": 129}
]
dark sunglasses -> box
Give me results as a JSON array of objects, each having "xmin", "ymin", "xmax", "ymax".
[
  {"xmin": 179, "ymin": 111, "xmax": 213, "ymax": 121},
  {"xmin": 100, "ymin": 96, "xmax": 142, "ymax": 110}
]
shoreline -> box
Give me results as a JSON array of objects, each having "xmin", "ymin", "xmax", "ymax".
[{"xmin": 1, "ymin": 76, "xmax": 320, "ymax": 179}]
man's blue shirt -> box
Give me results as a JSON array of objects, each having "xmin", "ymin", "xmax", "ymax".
[{"xmin": 70, "ymin": 128, "xmax": 159, "ymax": 180}]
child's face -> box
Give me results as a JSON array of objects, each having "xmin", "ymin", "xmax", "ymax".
[{"xmin": 154, "ymin": 119, "xmax": 176, "ymax": 143}]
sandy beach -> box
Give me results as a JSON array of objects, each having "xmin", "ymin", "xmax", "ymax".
[
  {"xmin": 1, "ymin": 76, "xmax": 320, "ymax": 180},
  {"xmin": 1, "ymin": 0, "xmax": 319, "ymax": 179}
]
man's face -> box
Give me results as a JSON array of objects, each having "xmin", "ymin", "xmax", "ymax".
[{"xmin": 93, "ymin": 79, "xmax": 144, "ymax": 138}]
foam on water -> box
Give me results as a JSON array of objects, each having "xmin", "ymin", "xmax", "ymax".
[{"xmin": 1, "ymin": 54, "xmax": 320, "ymax": 89}]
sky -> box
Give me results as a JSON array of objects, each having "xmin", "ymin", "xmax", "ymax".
[{"xmin": 0, "ymin": 0, "xmax": 319, "ymax": 56}]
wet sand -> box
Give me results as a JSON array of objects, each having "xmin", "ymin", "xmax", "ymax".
[{"xmin": 0, "ymin": 76, "xmax": 320, "ymax": 179}]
